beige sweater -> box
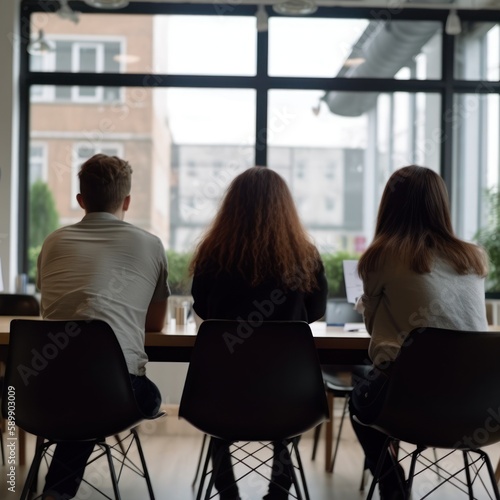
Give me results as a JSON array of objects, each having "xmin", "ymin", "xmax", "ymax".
[{"xmin": 358, "ymin": 257, "xmax": 488, "ymax": 367}]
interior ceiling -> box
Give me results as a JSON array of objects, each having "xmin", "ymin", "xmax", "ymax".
[{"xmin": 126, "ymin": 0, "xmax": 500, "ymax": 10}]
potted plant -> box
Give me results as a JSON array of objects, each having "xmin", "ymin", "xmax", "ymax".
[{"xmin": 475, "ymin": 188, "xmax": 500, "ymax": 298}]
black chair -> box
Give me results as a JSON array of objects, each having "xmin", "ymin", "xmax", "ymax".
[
  {"xmin": 312, "ymin": 298, "xmax": 365, "ymax": 473},
  {"xmin": 1, "ymin": 319, "xmax": 163, "ymax": 500},
  {"xmin": 179, "ymin": 319, "xmax": 329, "ymax": 500},
  {"xmin": 358, "ymin": 327, "xmax": 500, "ymax": 499},
  {"xmin": 311, "ymin": 367, "xmax": 356, "ymax": 473},
  {"xmin": 0, "ymin": 293, "xmax": 40, "ymax": 466}
]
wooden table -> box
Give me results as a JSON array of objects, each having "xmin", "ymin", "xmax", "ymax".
[
  {"xmin": 0, "ymin": 317, "xmax": 372, "ymax": 365},
  {"xmin": 0, "ymin": 316, "xmax": 371, "ymax": 466},
  {"xmin": 144, "ymin": 320, "xmax": 371, "ymax": 365}
]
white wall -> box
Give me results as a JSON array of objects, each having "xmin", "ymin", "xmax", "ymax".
[{"xmin": 0, "ymin": 0, "xmax": 21, "ymax": 292}]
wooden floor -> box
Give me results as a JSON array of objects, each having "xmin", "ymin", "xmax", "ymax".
[{"xmin": 2, "ymin": 405, "xmax": 500, "ymax": 500}]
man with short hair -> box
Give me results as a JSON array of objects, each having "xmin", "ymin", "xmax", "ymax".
[{"xmin": 37, "ymin": 154, "xmax": 170, "ymax": 500}]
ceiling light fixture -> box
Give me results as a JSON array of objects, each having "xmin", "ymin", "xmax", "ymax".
[
  {"xmin": 83, "ymin": 0, "xmax": 129, "ymax": 9},
  {"xmin": 445, "ymin": 9, "xmax": 462, "ymax": 36},
  {"xmin": 27, "ymin": 30, "xmax": 54, "ymax": 56},
  {"xmin": 57, "ymin": 0, "xmax": 80, "ymax": 24},
  {"xmin": 256, "ymin": 5, "xmax": 269, "ymax": 32},
  {"xmin": 273, "ymin": 0, "xmax": 318, "ymax": 15}
]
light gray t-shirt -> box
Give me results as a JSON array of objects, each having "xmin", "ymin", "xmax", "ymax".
[
  {"xmin": 361, "ymin": 257, "xmax": 487, "ymax": 367},
  {"xmin": 37, "ymin": 212, "xmax": 170, "ymax": 375}
]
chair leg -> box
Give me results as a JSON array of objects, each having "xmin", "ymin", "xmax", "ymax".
[
  {"xmin": 366, "ymin": 436, "xmax": 393, "ymax": 500},
  {"xmin": 131, "ymin": 427, "xmax": 155, "ymax": 500},
  {"xmin": 29, "ymin": 436, "xmax": 46, "ymax": 498},
  {"xmin": 480, "ymin": 449, "xmax": 500, "ymax": 500},
  {"xmin": 405, "ymin": 446, "xmax": 423, "ymax": 499},
  {"xmin": 462, "ymin": 451, "xmax": 474, "ymax": 498},
  {"xmin": 324, "ymin": 391, "xmax": 334, "ymax": 472},
  {"xmin": 328, "ymin": 396, "xmax": 349, "ymax": 473},
  {"xmin": 101, "ymin": 442, "xmax": 122, "ymax": 500},
  {"xmin": 204, "ymin": 438, "xmax": 226, "ymax": 500},
  {"xmin": 495, "ymin": 453, "xmax": 500, "ymax": 483},
  {"xmin": 114, "ymin": 433, "xmax": 127, "ymax": 456},
  {"xmin": 192, "ymin": 433, "xmax": 208, "ymax": 489},
  {"xmin": 310, "ymin": 424, "xmax": 321, "ymax": 461},
  {"xmin": 20, "ymin": 441, "xmax": 48, "ymax": 500},
  {"xmin": 196, "ymin": 437, "xmax": 213, "ymax": 500},
  {"xmin": 289, "ymin": 437, "xmax": 307, "ymax": 500}
]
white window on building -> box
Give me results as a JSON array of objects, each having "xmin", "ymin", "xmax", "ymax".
[
  {"xmin": 325, "ymin": 163, "xmax": 336, "ymax": 180},
  {"xmin": 31, "ymin": 39, "xmax": 122, "ymax": 103},
  {"xmin": 71, "ymin": 143, "xmax": 123, "ymax": 208},
  {"xmin": 29, "ymin": 143, "xmax": 48, "ymax": 184}
]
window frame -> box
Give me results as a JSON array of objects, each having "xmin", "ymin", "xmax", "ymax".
[{"xmin": 18, "ymin": 0, "xmax": 500, "ymax": 273}]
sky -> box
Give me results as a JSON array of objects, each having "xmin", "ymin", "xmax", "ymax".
[{"xmin": 163, "ymin": 15, "xmax": 369, "ymax": 147}]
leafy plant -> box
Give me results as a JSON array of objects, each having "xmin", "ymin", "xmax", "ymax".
[
  {"xmin": 475, "ymin": 188, "xmax": 500, "ymax": 293},
  {"xmin": 321, "ymin": 251, "xmax": 361, "ymax": 298},
  {"xmin": 28, "ymin": 244, "xmax": 42, "ymax": 284},
  {"xmin": 30, "ymin": 181, "xmax": 59, "ymax": 247},
  {"xmin": 166, "ymin": 250, "xmax": 193, "ymax": 295},
  {"xmin": 28, "ymin": 182, "xmax": 60, "ymax": 284},
  {"xmin": 165, "ymin": 249, "xmax": 360, "ymax": 298}
]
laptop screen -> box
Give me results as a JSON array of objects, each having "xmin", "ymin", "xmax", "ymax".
[{"xmin": 343, "ymin": 260, "xmax": 363, "ymax": 304}]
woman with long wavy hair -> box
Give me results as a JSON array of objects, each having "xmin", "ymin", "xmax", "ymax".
[
  {"xmin": 349, "ymin": 165, "xmax": 488, "ymax": 500},
  {"xmin": 190, "ymin": 166, "xmax": 328, "ymax": 500}
]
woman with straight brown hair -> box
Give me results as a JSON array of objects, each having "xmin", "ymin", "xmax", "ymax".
[
  {"xmin": 190, "ymin": 166, "xmax": 328, "ymax": 500},
  {"xmin": 349, "ymin": 165, "xmax": 488, "ymax": 500}
]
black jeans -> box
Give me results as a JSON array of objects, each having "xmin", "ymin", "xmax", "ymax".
[
  {"xmin": 43, "ymin": 375, "xmax": 162, "ymax": 499},
  {"xmin": 349, "ymin": 364, "xmax": 395, "ymax": 476}
]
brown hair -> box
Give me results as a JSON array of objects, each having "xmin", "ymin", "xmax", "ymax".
[
  {"xmin": 358, "ymin": 165, "xmax": 488, "ymax": 278},
  {"xmin": 189, "ymin": 166, "xmax": 321, "ymax": 292},
  {"xmin": 78, "ymin": 154, "xmax": 132, "ymax": 213}
]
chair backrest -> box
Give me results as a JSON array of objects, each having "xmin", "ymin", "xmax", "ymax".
[
  {"xmin": 1, "ymin": 319, "xmax": 144, "ymax": 441},
  {"xmin": 0, "ymin": 294, "xmax": 40, "ymax": 316},
  {"xmin": 179, "ymin": 320, "xmax": 329, "ymax": 442},
  {"xmin": 371, "ymin": 327, "xmax": 500, "ymax": 450}
]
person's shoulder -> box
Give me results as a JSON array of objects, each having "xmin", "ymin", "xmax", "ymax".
[
  {"xmin": 41, "ymin": 223, "xmax": 78, "ymax": 243},
  {"xmin": 120, "ymin": 221, "xmax": 166, "ymax": 252}
]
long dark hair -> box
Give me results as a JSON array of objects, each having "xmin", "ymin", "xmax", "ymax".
[
  {"xmin": 190, "ymin": 166, "xmax": 321, "ymax": 292},
  {"xmin": 358, "ymin": 165, "xmax": 488, "ymax": 278}
]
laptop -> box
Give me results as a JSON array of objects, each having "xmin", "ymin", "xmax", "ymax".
[{"xmin": 325, "ymin": 260, "xmax": 364, "ymax": 327}]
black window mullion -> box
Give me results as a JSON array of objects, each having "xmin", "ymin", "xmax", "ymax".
[
  {"xmin": 18, "ymin": 5, "xmax": 32, "ymax": 275},
  {"xmin": 255, "ymin": 25, "xmax": 268, "ymax": 167},
  {"xmin": 440, "ymin": 31, "xmax": 455, "ymax": 198}
]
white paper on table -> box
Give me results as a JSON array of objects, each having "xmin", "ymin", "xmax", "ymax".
[{"xmin": 343, "ymin": 260, "xmax": 363, "ymax": 304}]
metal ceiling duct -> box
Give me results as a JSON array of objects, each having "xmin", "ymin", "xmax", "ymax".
[{"xmin": 322, "ymin": 20, "xmax": 441, "ymax": 116}]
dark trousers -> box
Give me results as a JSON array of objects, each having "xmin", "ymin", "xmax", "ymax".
[
  {"xmin": 348, "ymin": 364, "xmax": 395, "ymax": 476},
  {"xmin": 212, "ymin": 438, "xmax": 295, "ymax": 499},
  {"xmin": 43, "ymin": 375, "xmax": 162, "ymax": 499}
]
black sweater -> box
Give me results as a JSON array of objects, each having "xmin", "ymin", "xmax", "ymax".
[{"xmin": 191, "ymin": 262, "xmax": 328, "ymax": 324}]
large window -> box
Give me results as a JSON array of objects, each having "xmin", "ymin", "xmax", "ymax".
[{"xmin": 20, "ymin": 2, "xmax": 500, "ymax": 290}]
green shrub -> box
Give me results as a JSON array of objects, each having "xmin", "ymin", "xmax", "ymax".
[
  {"xmin": 166, "ymin": 250, "xmax": 193, "ymax": 295},
  {"xmin": 165, "ymin": 249, "xmax": 360, "ymax": 297},
  {"xmin": 475, "ymin": 188, "xmax": 500, "ymax": 292},
  {"xmin": 321, "ymin": 251, "xmax": 360, "ymax": 298}
]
